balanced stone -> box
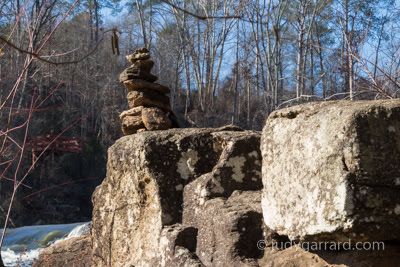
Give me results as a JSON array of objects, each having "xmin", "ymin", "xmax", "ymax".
[
  {"xmin": 134, "ymin": 52, "xmax": 150, "ymax": 61},
  {"xmin": 119, "ymin": 66, "xmax": 158, "ymax": 83},
  {"xmin": 142, "ymin": 107, "xmax": 172, "ymax": 131},
  {"xmin": 119, "ymin": 47, "xmax": 178, "ymax": 135},
  {"xmin": 131, "ymin": 60, "xmax": 154, "ymax": 72},
  {"xmin": 136, "ymin": 47, "xmax": 149, "ymax": 53},
  {"xmin": 119, "ymin": 106, "xmax": 143, "ymax": 119},
  {"xmin": 126, "ymin": 47, "xmax": 151, "ymax": 64},
  {"xmin": 123, "ymin": 79, "xmax": 170, "ymax": 94},
  {"xmin": 126, "ymin": 52, "xmax": 151, "ymax": 63},
  {"xmin": 121, "ymin": 115, "xmax": 144, "ymax": 135},
  {"xmin": 127, "ymin": 89, "xmax": 171, "ymax": 112}
]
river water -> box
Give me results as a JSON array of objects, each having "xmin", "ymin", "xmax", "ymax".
[{"xmin": 0, "ymin": 221, "xmax": 91, "ymax": 266}]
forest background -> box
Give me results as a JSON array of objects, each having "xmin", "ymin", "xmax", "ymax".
[{"xmin": 1, "ymin": 0, "xmax": 400, "ymax": 228}]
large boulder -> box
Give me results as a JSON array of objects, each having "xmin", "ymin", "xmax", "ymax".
[
  {"xmin": 261, "ymin": 100, "xmax": 400, "ymax": 242},
  {"xmin": 91, "ymin": 127, "xmax": 263, "ymax": 267}
]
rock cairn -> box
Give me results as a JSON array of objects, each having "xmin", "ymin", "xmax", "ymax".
[{"xmin": 118, "ymin": 48, "xmax": 179, "ymax": 135}]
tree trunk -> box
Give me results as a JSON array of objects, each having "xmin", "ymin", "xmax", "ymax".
[
  {"xmin": 316, "ymin": 34, "xmax": 327, "ymax": 98},
  {"xmin": 310, "ymin": 45, "xmax": 315, "ymax": 95},
  {"xmin": 136, "ymin": 0, "xmax": 148, "ymax": 47},
  {"xmin": 232, "ymin": 21, "xmax": 239, "ymax": 125},
  {"xmin": 343, "ymin": 0, "xmax": 350, "ymax": 93},
  {"xmin": 296, "ymin": 3, "xmax": 306, "ymax": 98},
  {"xmin": 247, "ymin": 80, "xmax": 250, "ymax": 128}
]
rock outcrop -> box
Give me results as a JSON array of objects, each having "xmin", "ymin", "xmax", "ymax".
[
  {"xmin": 119, "ymin": 48, "xmax": 179, "ymax": 134},
  {"xmin": 31, "ymin": 99, "xmax": 400, "ymax": 267},
  {"xmin": 91, "ymin": 127, "xmax": 265, "ymax": 266},
  {"xmin": 89, "ymin": 112, "xmax": 400, "ymax": 266},
  {"xmin": 261, "ymin": 100, "xmax": 400, "ymax": 242}
]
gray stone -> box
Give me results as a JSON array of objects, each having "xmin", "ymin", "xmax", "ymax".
[
  {"xmin": 182, "ymin": 131, "xmax": 262, "ymax": 227},
  {"xmin": 261, "ymin": 100, "xmax": 400, "ymax": 243},
  {"xmin": 157, "ymin": 224, "xmax": 204, "ymax": 267},
  {"xmin": 186, "ymin": 191, "xmax": 265, "ymax": 267}
]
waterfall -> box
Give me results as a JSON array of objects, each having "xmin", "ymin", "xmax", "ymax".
[{"xmin": 0, "ymin": 221, "xmax": 91, "ymax": 267}]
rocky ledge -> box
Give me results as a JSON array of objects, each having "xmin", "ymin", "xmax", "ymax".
[
  {"xmin": 35, "ymin": 100, "xmax": 400, "ymax": 267},
  {"xmin": 91, "ymin": 126, "xmax": 263, "ymax": 266}
]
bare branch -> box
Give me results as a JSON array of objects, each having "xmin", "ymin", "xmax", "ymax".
[
  {"xmin": 160, "ymin": 0, "xmax": 242, "ymax": 20},
  {"xmin": 0, "ymin": 29, "xmax": 115, "ymax": 66}
]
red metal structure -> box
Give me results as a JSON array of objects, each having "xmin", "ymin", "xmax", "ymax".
[{"xmin": 27, "ymin": 135, "xmax": 83, "ymax": 154}]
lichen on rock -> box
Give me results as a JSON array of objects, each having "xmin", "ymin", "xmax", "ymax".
[
  {"xmin": 91, "ymin": 127, "xmax": 265, "ymax": 266},
  {"xmin": 261, "ymin": 100, "xmax": 400, "ymax": 243}
]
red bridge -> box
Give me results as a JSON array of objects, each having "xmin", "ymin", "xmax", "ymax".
[{"xmin": 27, "ymin": 135, "xmax": 83, "ymax": 154}]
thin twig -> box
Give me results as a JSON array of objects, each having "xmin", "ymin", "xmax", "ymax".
[
  {"xmin": 160, "ymin": 0, "xmax": 242, "ymax": 20},
  {"xmin": 0, "ymin": 29, "xmax": 112, "ymax": 66}
]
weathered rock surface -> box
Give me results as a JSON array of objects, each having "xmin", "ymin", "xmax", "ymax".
[
  {"xmin": 126, "ymin": 48, "xmax": 151, "ymax": 64},
  {"xmin": 131, "ymin": 59, "xmax": 155, "ymax": 71},
  {"xmin": 91, "ymin": 128, "xmax": 263, "ymax": 266},
  {"xmin": 142, "ymin": 107, "xmax": 172, "ymax": 130},
  {"xmin": 119, "ymin": 106, "xmax": 143, "ymax": 118},
  {"xmin": 89, "ymin": 119, "xmax": 400, "ymax": 267},
  {"xmin": 127, "ymin": 88, "xmax": 171, "ymax": 111},
  {"xmin": 188, "ymin": 191, "xmax": 264, "ymax": 266},
  {"xmin": 119, "ymin": 66, "xmax": 158, "ymax": 83},
  {"xmin": 123, "ymin": 79, "xmax": 171, "ymax": 94},
  {"xmin": 121, "ymin": 114, "xmax": 144, "ymax": 135},
  {"xmin": 182, "ymin": 131, "xmax": 262, "ymax": 226},
  {"xmin": 32, "ymin": 235, "xmax": 91, "ymax": 267},
  {"xmin": 157, "ymin": 224, "xmax": 204, "ymax": 267},
  {"xmin": 261, "ymin": 100, "xmax": 400, "ymax": 243},
  {"xmin": 256, "ymin": 241, "xmax": 400, "ymax": 267}
]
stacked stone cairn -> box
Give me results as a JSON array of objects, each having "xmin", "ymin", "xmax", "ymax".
[{"xmin": 118, "ymin": 48, "xmax": 180, "ymax": 135}]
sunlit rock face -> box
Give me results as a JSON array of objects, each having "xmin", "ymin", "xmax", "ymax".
[
  {"xmin": 91, "ymin": 127, "xmax": 263, "ymax": 267},
  {"xmin": 261, "ymin": 100, "xmax": 400, "ymax": 243},
  {"xmin": 33, "ymin": 235, "xmax": 91, "ymax": 267}
]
